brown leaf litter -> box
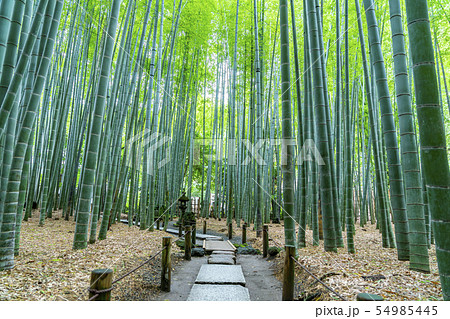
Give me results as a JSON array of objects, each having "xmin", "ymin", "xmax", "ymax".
[
  {"xmin": 202, "ymin": 218, "xmax": 443, "ymax": 301},
  {"xmin": 0, "ymin": 211, "xmax": 182, "ymax": 301},
  {"xmin": 0, "ymin": 214, "xmax": 443, "ymax": 301}
]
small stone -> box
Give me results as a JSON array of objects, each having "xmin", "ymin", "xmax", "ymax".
[
  {"xmin": 236, "ymin": 246, "xmax": 260, "ymax": 255},
  {"xmin": 175, "ymin": 239, "xmax": 185, "ymax": 249},
  {"xmin": 268, "ymin": 246, "xmax": 282, "ymax": 257},
  {"xmin": 361, "ymin": 274, "xmax": 386, "ymax": 281},
  {"xmin": 191, "ymin": 248, "xmax": 205, "ymax": 257}
]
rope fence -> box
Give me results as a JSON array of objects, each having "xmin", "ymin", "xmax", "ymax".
[
  {"xmin": 111, "ymin": 246, "xmax": 166, "ymax": 285},
  {"xmin": 86, "ymin": 221, "xmax": 379, "ymax": 301},
  {"xmin": 263, "ymin": 226, "xmax": 347, "ymax": 301},
  {"xmin": 88, "ymin": 229, "xmax": 192, "ymax": 301},
  {"xmin": 289, "ymin": 257, "xmax": 347, "ymax": 301}
]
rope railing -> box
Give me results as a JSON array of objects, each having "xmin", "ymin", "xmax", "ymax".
[
  {"xmin": 289, "ymin": 256, "xmax": 347, "ymax": 301},
  {"xmin": 88, "ymin": 286, "xmax": 114, "ymax": 301},
  {"xmin": 262, "ymin": 227, "xmax": 347, "ymax": 301},
  {"xmin": 88, "ymin": 229, "xmax": 192, "ymax": 301},
  {"xmin": 111, "ymin": 246, "xmax": 167, "ymax": 285},
  {"xmin": 268, "ymin": 236, "xmax": 284, "ymax": 250}
]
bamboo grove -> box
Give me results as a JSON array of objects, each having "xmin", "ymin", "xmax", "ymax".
[{"xmin": 0, "ymin": 0, "xmax": 449, "ymax": 300}]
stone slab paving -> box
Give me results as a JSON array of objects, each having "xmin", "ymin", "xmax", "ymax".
[
  {"xmin": 162, "ymin": 227, "xmax": 222, "ymax": 241},
  {"xmin": 208, "ymin": 255, "xmax": 236, "ymax": 265},
  {"xmin": 156, "ymin": 257, "xmax": 207, "ymax": 301},
  {"xmin": 196, "ymin": 233, "xmax": 223, "ymax": 240},
  {"xmin": 203, "ymin": 240, "xmax": 236, "ymax": 253},
  {"xmin": 211, "ymin": 250, "xmax": 235, "ymax": 255},
  {"xmin": 195, "ymin": 264, "xmax": 246, "ymax": 286},
  {"xmin": 187, "ymin": 284, "xmax": 250, "ymax": 301},
  {"xmin": 122, "ymin": 219, "xmax": 223, "ymax": 241},
  {"xmin": 211, "ymin": 252, "xmax": 236, "ymax": 263}
]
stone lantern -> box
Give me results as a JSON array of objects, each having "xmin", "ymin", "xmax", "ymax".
[
  {"xmin": 178, "ymin": 192, "xmax": 189, "ymax": 236},
  {"xmin": 178, "ymin": 192, "xmax": 189, "ymax": 215},
  {"xmin": 178, "ymin": 191, "xmax": 196, "ymax": 245}
]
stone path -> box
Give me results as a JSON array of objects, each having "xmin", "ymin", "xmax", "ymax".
[
  {"xmin": 208, "ymin": 255, "xmax": 235, "ymax": 265},
  {"xmin": 203, "ymin": 239, "xmax": 235, "ymax": 253},
  {"xmin": 162, "ymin": 227, "xmax": 223, "ymax": 241},
  {"xmin": 157, "ymin": 234, "xmax": 282, "ymax": 301},
  {"xmin": 195, "ymin": 264, "xmax": 246, "ymax": 286},
  {"xmin": 120, "ymin": 219, "xmax": 223, "ymax": 241},
  {"xmin": 187, "ymin": 284, "xmax": 250, "ymax": 301},
  {"xmin": 187, "ymin": 247, "xmax": 251, "ymax": 301}
]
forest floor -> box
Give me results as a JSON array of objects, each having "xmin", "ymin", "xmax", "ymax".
[
  {"xmin": 0, "ymin": 213, "xmax": 443, "ymax": 301},
  {"xmin": 203, "ymin": 218, "xmax": 443, "ymax": 301},
  {"xmin": 0, "ymin": 211, "xmax": 183, "ymax": 301}
]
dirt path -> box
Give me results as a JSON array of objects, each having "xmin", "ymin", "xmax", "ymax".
[
  {"xmin": 157, "ymin": 256, "xmax": 207, "ymax": 301},
  {"xmin": 238, "ymin": 255, "xmax": 282, "ymax": 301}
]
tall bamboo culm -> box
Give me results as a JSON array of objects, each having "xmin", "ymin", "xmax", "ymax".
[{"xmin": 405, "ymin": 0, "xmax": 450, "ymax": 300}]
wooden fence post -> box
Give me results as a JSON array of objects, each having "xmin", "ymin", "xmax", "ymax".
[
  {"xmin": 203, "ymin": 220, "xmax": 207, "ymax": 234},
  {"xmin": 161, "ymin": 237, "xmax": 171, "ymax": 292},
  {"xmin": 282, "ymin": 246, "xmax": 295, "ymax": 301},
  {"xmin": 263, "ymin": 225, "xmax": 269, "ymax": 257},
  {"xmin": 228, "ymin": 223, "xmax": 233, "ymax": 240},
  {"xmin": 185, "ymin": 226, "xmax": 192, "ymax": 260},
  {"xmin": 192, "ymin": 223, "xmax": 196, "ymax": 246},
  {"xmin": 242, "ymin": 223, "xmax": 247, "ymax": 244},
  {"xmin": 89, "ymin": 269, "xmax": 113, "ymax": 301}
]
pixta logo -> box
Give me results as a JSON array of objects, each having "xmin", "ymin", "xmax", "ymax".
[
  {"xmin": 125, "ymin": 130, "xmax": 171, "ymax": 176},
  {"xmin": 192, "ymin": 138, "xmax": 325, "ymax": 166}
]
